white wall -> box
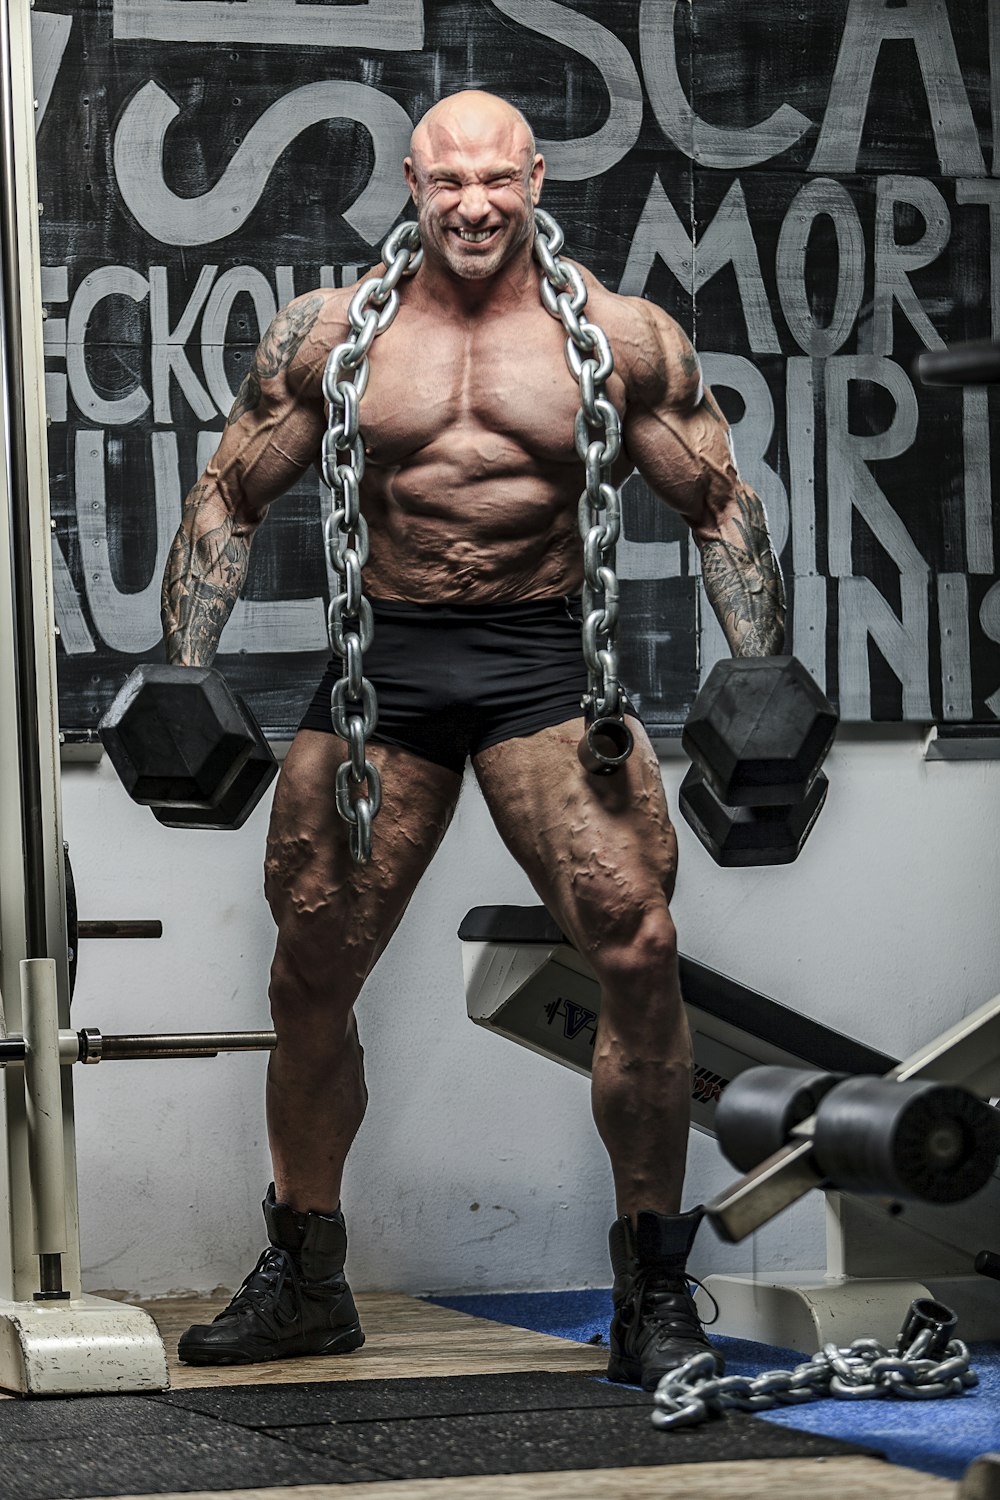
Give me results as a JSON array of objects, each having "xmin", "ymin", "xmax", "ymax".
[{"xmin": 60, "ymin": 729, "xmax": 1000, "ymax": 1300}]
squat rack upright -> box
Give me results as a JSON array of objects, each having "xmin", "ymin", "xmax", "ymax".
[{"xmin": 0, "ymin": 0, "xmax": 166, "ymax": 1393}]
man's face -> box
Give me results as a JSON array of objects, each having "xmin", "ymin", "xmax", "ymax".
[{"xmin": 404, "ymin": 126, "xmax": 544, "ymax": 282}]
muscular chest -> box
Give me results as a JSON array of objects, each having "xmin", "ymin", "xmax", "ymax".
[{"xmin": 355, "ymin": 306, "xmax": 589, "ymax": 470}]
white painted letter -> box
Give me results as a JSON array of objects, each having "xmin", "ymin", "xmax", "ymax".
[
  {"xmin": 149, "ymin": 265, "xmax": 217, "ymax": 424},
  {"xmin": 825, "ymin": 356, "xmax": 927, "ymax": 578},
  {"xmin": 873, "ymin": 176, "xmax": 949, "ymax": 355},
  {"xmin": 619, "ymin": 176, "xmax": 780, "ymax": 354},
  {"xmin": 491, "ymin": 0, "xmax": 642, "ymax": 179},
  {"xmin": 639, "ymin": 0, "xmax": 811, "ymax": 166},
  {"xmin": 700, "ymin": 354, "xmax": 789, "ymax": 557},
  {"xmin": 201, "ymin": 268, "xmax": 277, "ymax": 416},
  {"xmin": 75, "ymin": 430, "xmax": 176, "ymax": 654},
  {"xmin": 777, "ymin": 179, "xmax": 865, "ymax": 356},
  {"xmin": 811, "ymin": 0, "xmax": 984, "ymax": 176},
  {"xmin": 838, "ymin": 573, "xmax": 931, "ymax": 719},
  {"xmin": 114, "ymin": 81, "xmax": 412, "ymax": 249},
  {"xmin": 66, "ymin": 266, "xmax": 150, "ymax": 426},
  {"xmin": 937, "ymin": 574, "xmax": 972, "ymax": 720},
  {"xmin": 112, "ymin": 0, "xmax": 423, "ymax": 49}
]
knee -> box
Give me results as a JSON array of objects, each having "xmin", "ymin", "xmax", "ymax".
[
  {"xmin": 267, "ymin": 896, "xmax": 364, "ymax": 1032},
  {"xmin": 588, "ymin": 905, "xmax": 679, "ymax": 992},
  {"xmin": 265, "ymin": 842, "xmax": 375, "ymax": 1006}
]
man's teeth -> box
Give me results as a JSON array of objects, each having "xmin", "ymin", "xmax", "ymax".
[{"xmin": 457, "ymin": 229, "xmax": 493, "ymax": 242}]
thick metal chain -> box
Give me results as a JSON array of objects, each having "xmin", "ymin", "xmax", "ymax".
[
  {"xmin": 651, "ymin": 1307, "xmax": 977, "ymax": 1431},
  {"xmin": 321, "ymin": 221, "xmax": 422, "ymax": 864},
  {"xmin": 533, "ymin": 207, "xmax": 632, "ymax": 771}
]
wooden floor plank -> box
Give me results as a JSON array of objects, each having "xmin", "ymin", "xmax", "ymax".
[
  {"xmin": 145, "ymin": 1291, "xmax": 607, "ymax": 1389},
  {"xmin": 90, "ymin": 1455, "xmax": 958, "ymax": 1500}
]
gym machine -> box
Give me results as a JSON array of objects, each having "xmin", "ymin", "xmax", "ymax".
[{"xmin": 461, "ymin": 905, "xmax": 1000, "ymax": 1352}]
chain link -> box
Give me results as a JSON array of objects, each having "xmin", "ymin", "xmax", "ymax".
[
  {"xmin": 322, "ymin": 207, "xmax": 631, "ymax": 862},
  {"xmin": 650, "ymin": 1301, "xmax": 977, "ymax": 1431},
  {"xmin": 321, "ymin": 221, "xmax": 422, "ymax": 864},
  {"xmin": 533, "ymin": 208, "xmax": 631, "ymax": 770}
]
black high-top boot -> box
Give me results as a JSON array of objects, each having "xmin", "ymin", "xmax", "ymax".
[
  {"xmin": 607, "ymin": 1207, "xmax": 723, "ymax": 1391},
  {"xmin": 177, "ymin": 1185, "xmax": 365, "ymax": 1365}
]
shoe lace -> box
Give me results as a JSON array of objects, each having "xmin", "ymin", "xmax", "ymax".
[
  {"xmin": 221, "ymin": 1246, "xmax": 302, "ymax": 1327},
  {"xmin": 629, "ymin": 1264, "xmax": 720, "ymax": 1332}
]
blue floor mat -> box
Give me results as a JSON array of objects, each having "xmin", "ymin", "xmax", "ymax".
[{"xmin": 426, "ymin": 1288, "xmax": 1000, "ymax": 1482}]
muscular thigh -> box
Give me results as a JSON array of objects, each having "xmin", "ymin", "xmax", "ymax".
[
  {"xmin": 472, "ymin": 717, "xmax": 677, "ymax": 956},
  {"xmin": 265, "ymin": 730, "xmax": 463, "ymax": 986}
]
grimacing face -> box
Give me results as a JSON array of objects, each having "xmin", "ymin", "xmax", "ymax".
[{"xmin": 404, "ymin": 122, "xmax": 544, "ymax": 282}]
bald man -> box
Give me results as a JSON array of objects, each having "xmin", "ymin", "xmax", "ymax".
[{"xmin": 168, "ymin": 91, "xmax": 784, "ymax": 1389}]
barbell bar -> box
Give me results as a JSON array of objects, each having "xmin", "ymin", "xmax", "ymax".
[{"xmin": 0, "ymin": 1029, "xmax": 277, "ymax": 1065}]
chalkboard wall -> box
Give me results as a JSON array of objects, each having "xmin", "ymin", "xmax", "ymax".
[{"xmin": 36, "ymin": 0, "xmax": 1000, "ymax": 734}]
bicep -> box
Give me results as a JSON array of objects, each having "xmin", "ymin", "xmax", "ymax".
[
  {"xmin": 205, "ymin": 379, "xmax": 324, "ymax": 524},
  {"xmin": 200, "ymin": 291, "xmax": 334, "ymax": 524},
  {"xmin": 624, "ymin": 382, "xmax": 740, "ymax": 534}
]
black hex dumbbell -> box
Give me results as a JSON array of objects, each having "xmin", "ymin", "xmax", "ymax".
[
  {"xmin": 99, "ymin": 664, "xmax": 278, "ymax": 831},
  {"xmin": 679, "ymin": 656, "xmax": 838, "ymax": 867}
]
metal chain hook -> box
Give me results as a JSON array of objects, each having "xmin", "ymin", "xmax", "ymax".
[
  {"xmin": 323, "ymin": 208, "xmax": 631, "ymax": 862},
  {"xmin": 649, "ymin": 1299, "xmax": 977, "ymax": 1432},
  {"xmin": 321, "ymin": 221, "xmax": 422, "ymax": 864},
  {"xmin": 532, "ymin": 208, "xmax": 633, "ymax": 776}
]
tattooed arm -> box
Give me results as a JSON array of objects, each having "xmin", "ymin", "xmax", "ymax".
[
  {"xmin": 621, "ymin": 302, "xmax": 785, "ymax": 657},
  {"xmin": 162, "ymin": 290, "xmax": 338, "ymax": 665}
]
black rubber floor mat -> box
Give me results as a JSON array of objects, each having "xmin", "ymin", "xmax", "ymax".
[
  {"xmin": 259, "ymin": 1400, "xmax": 876, "ymax": 1480},
  {"xmin": 1, "ymin": 1371, "xmax": 879, "ymax": 1498},
  {"xmin": 0, "ymin": 1430, "xmax": 387, "ymax": 1500},
  {"xmin": 152, "ymin": 1370, "xmax": 651, "ymax": 1425}
]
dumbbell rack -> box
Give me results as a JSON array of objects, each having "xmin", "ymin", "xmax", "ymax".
[{"xmin": 0, "ymin": 0, "xmax": 166, "ymax": 1393}]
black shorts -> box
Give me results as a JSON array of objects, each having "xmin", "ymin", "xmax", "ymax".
[{"xmin": 300, "ymin": 596, "xmax": 636, "ymax": 775}]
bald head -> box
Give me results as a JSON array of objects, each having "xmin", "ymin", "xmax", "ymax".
[
  {"xmin": 403, "ymin": 90, "xmax": 545, "ymax": 286},
  {"xmin": 410, "ymin": 90, "xmax": 536, "ymax": 172}
]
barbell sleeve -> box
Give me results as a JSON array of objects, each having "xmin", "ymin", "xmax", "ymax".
[{"xmin": 94, "ymin": 1031, "xmax": 277, "ymax": 1061}]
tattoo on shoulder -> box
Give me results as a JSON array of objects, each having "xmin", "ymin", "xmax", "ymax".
[
  {"xmin": 679, "ymin": 343, "xmax": 700, "ymax": 381},
  {"xmin": 257, "ymin": 295, "xmax": 325, "ymax": 379}
]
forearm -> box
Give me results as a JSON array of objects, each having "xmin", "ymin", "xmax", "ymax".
[
  {"xmin": 161, "ymin": 480, "xmax": 255, "ymax": 666},
  {"xmin": 696, "ymin": 484, "xmax": 786, "ymax": 657}
]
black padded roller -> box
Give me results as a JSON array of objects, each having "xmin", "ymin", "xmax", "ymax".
[
  {"xmin": 812, "ymin": 1076, "xmax": 1000, "ymax": 1203},
  {"xmin": 714, "ymin": 1065, "xmax": 847, "ymax": 1173},
  {"xmin": 915, "ymin": 339, "xmax": 1000, "ymax": 387}
]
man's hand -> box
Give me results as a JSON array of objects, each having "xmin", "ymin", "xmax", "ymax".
[{"xmin": 621, "ymin": 303, "xmax": 786, "ymax": 658}]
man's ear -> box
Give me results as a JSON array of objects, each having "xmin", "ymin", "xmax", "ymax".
[
  {"xmin": 404, "ymin": 156, "xmax": 419, "ymax": 204},
  {"xmin": 529, "ymin": 153, "xmax": 545, "ymax": 206}
]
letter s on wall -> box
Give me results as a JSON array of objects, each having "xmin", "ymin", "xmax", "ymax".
[
  {"xmin": 113, "ymin": 79, "xmax": 413, "ymax": 248},
  {"xmin": 490, "ymin": 0, "xmax": 642, "ymax": 180}
]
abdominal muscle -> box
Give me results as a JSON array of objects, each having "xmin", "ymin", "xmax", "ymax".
[
  {"xmin": 358, "ymin": 448, "xmax": 589, "ymax": 604},
  {"xmin": 326, "ymin": 291, "xmax": 637, "ymax": 603}
]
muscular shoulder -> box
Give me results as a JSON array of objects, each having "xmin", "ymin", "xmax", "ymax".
[
  {"xmin": 580, "ymin": 276, "xmax": 703, "ymax": 413},
  {"xmin": 255, "ymin": 286, "xmax": 355, "ymax": 401}
]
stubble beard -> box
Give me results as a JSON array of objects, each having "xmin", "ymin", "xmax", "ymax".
[{"xmin": 422, "ymin": 209, "xmax": 534, "ymax": 283}]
